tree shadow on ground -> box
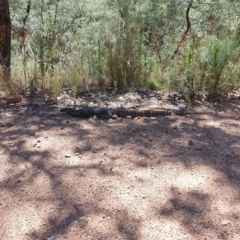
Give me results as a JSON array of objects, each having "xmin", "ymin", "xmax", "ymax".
[{"xmin": 0, "ymin": 103, "xmax": 240, "ymax": 239}]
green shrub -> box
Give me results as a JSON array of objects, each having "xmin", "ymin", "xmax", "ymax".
[{"xmin": 199, "ymin": 36, "xmax": 239, "ymax": 97}]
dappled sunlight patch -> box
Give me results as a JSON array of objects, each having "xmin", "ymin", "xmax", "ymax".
[
  {"xmin": 205, "ymin": 119, "xmax": 240, "ymax": 136},
  {"xmin": 170, "ymin": 118, "xmax": 195, "ymax": 128},
  {"xmin": 86, "ymin": 214, "xmax": 116, "ymax": 237},
  {"xmin": 141, "ymin": 219, "xmax": 190, "ymax": 240},
  {"xmin": 173, "ymin": 165, "xmax": 240, "ymax": 213},
  {"xmin": 206, "ymin": 120, "xmax": 221, "ymax": 128},
  {"xmin": 0, "ymin": 158, "xmax": 13, "ymax": 182},
  {"xmin": 173, "ymin": 165, "xmax": 220, "ymax": 191},
  {"xmin": 53, "ymin": 155, "xmax": 84, "ymax": 167},
  {"xmin": 104, "ymin": 163, "xmax": 180, "ymax": 215},
  {"xmin": 2, "ymin": 204, "xmax": 48, "ymax": 239},
  {"xmin": 125, "ymin": 167, "xmax": 159, "ymax": 181},
  {"xmin": 212, "ymin": 189, "xmax": 240, "ymax": 216}
]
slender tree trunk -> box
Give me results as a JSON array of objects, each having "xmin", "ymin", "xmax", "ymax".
[
  {"xmin": 0, "ymin": 0, "xmax": 11, "ymax": 85},
  {"xmin": 172, "ymin": 0, "xmax": 192, "ymax": 59}
]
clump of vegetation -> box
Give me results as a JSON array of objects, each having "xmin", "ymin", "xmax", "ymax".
[{"xmin": 1, "ymin": 0, "xmax": 239, "ymax": 99}]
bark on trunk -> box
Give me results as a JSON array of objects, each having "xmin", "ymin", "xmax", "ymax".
[{"xmin": 0, "ymin": 0, "xmax": 11, "ymax": 84}]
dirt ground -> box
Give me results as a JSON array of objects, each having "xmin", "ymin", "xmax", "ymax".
[{"xmin": 0, "ymin": 91, "xmax": 240, "ymax": 240}]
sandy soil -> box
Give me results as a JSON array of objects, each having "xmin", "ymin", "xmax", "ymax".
[{"xmin": 0, "ymin": 93, "xmax": 240, "ymax": 240}]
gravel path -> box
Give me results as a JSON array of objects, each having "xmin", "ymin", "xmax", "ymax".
[{"xmin": 0, "ymin": 92, "xmax": 240, "ymax": 240}]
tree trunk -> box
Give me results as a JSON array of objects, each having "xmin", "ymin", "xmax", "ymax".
[
  {"xmin": 0, "ymin": 0, "xmax": 11, "ymax": 85},
  {"xmin": 172, "ymin": 0, "xmax": 192, "ymax": 59}
]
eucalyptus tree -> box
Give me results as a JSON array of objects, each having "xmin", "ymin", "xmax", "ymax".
[{"xmin": 0, "ymin": 0, "xmax": 11, "ymax": 85}]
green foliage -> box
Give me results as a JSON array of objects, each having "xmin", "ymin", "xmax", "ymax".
[
  {"xmin": 147, "ymin": 79, "xmax": 159, "ymax": 90},
  {"xmin": 104, "ymin": 0, "xmax": 152, "ymax": 90},
  {"xmin": 200, "ymin": 35, "xmax": 239, "ymax": 97},
  {"xmin": 9, "ymin": 0, "xmax": 240, "ymax": 97},
  {"xmin": 181, "ymin": 39, "xmax": 199, "ymax": 101},
  {"xmin": 113, "ymin": 80, "xmax": 118, "ymax": 91},
  {"xmin": 70, "ymin": 85, "xmax": 78, "ymax": 97},
  {"xmin": 36, "ymin": 33, "xmax": 45, "ymax": 78},
  {"xmin": 165, "ymin": 60, "xmax": 181, "ymax": 92}
]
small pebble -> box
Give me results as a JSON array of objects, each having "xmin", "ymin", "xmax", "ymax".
[
  {"xmin": 203, "ymin": 222, "xmax": 210, "ymax": 228},
  {"xmin": 221, "ymin": 220, "xmax": 231, "ymax": 226},
  {"xmin": 112, "ymin": 114, "xmax": 118, "ymax": 119}
]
